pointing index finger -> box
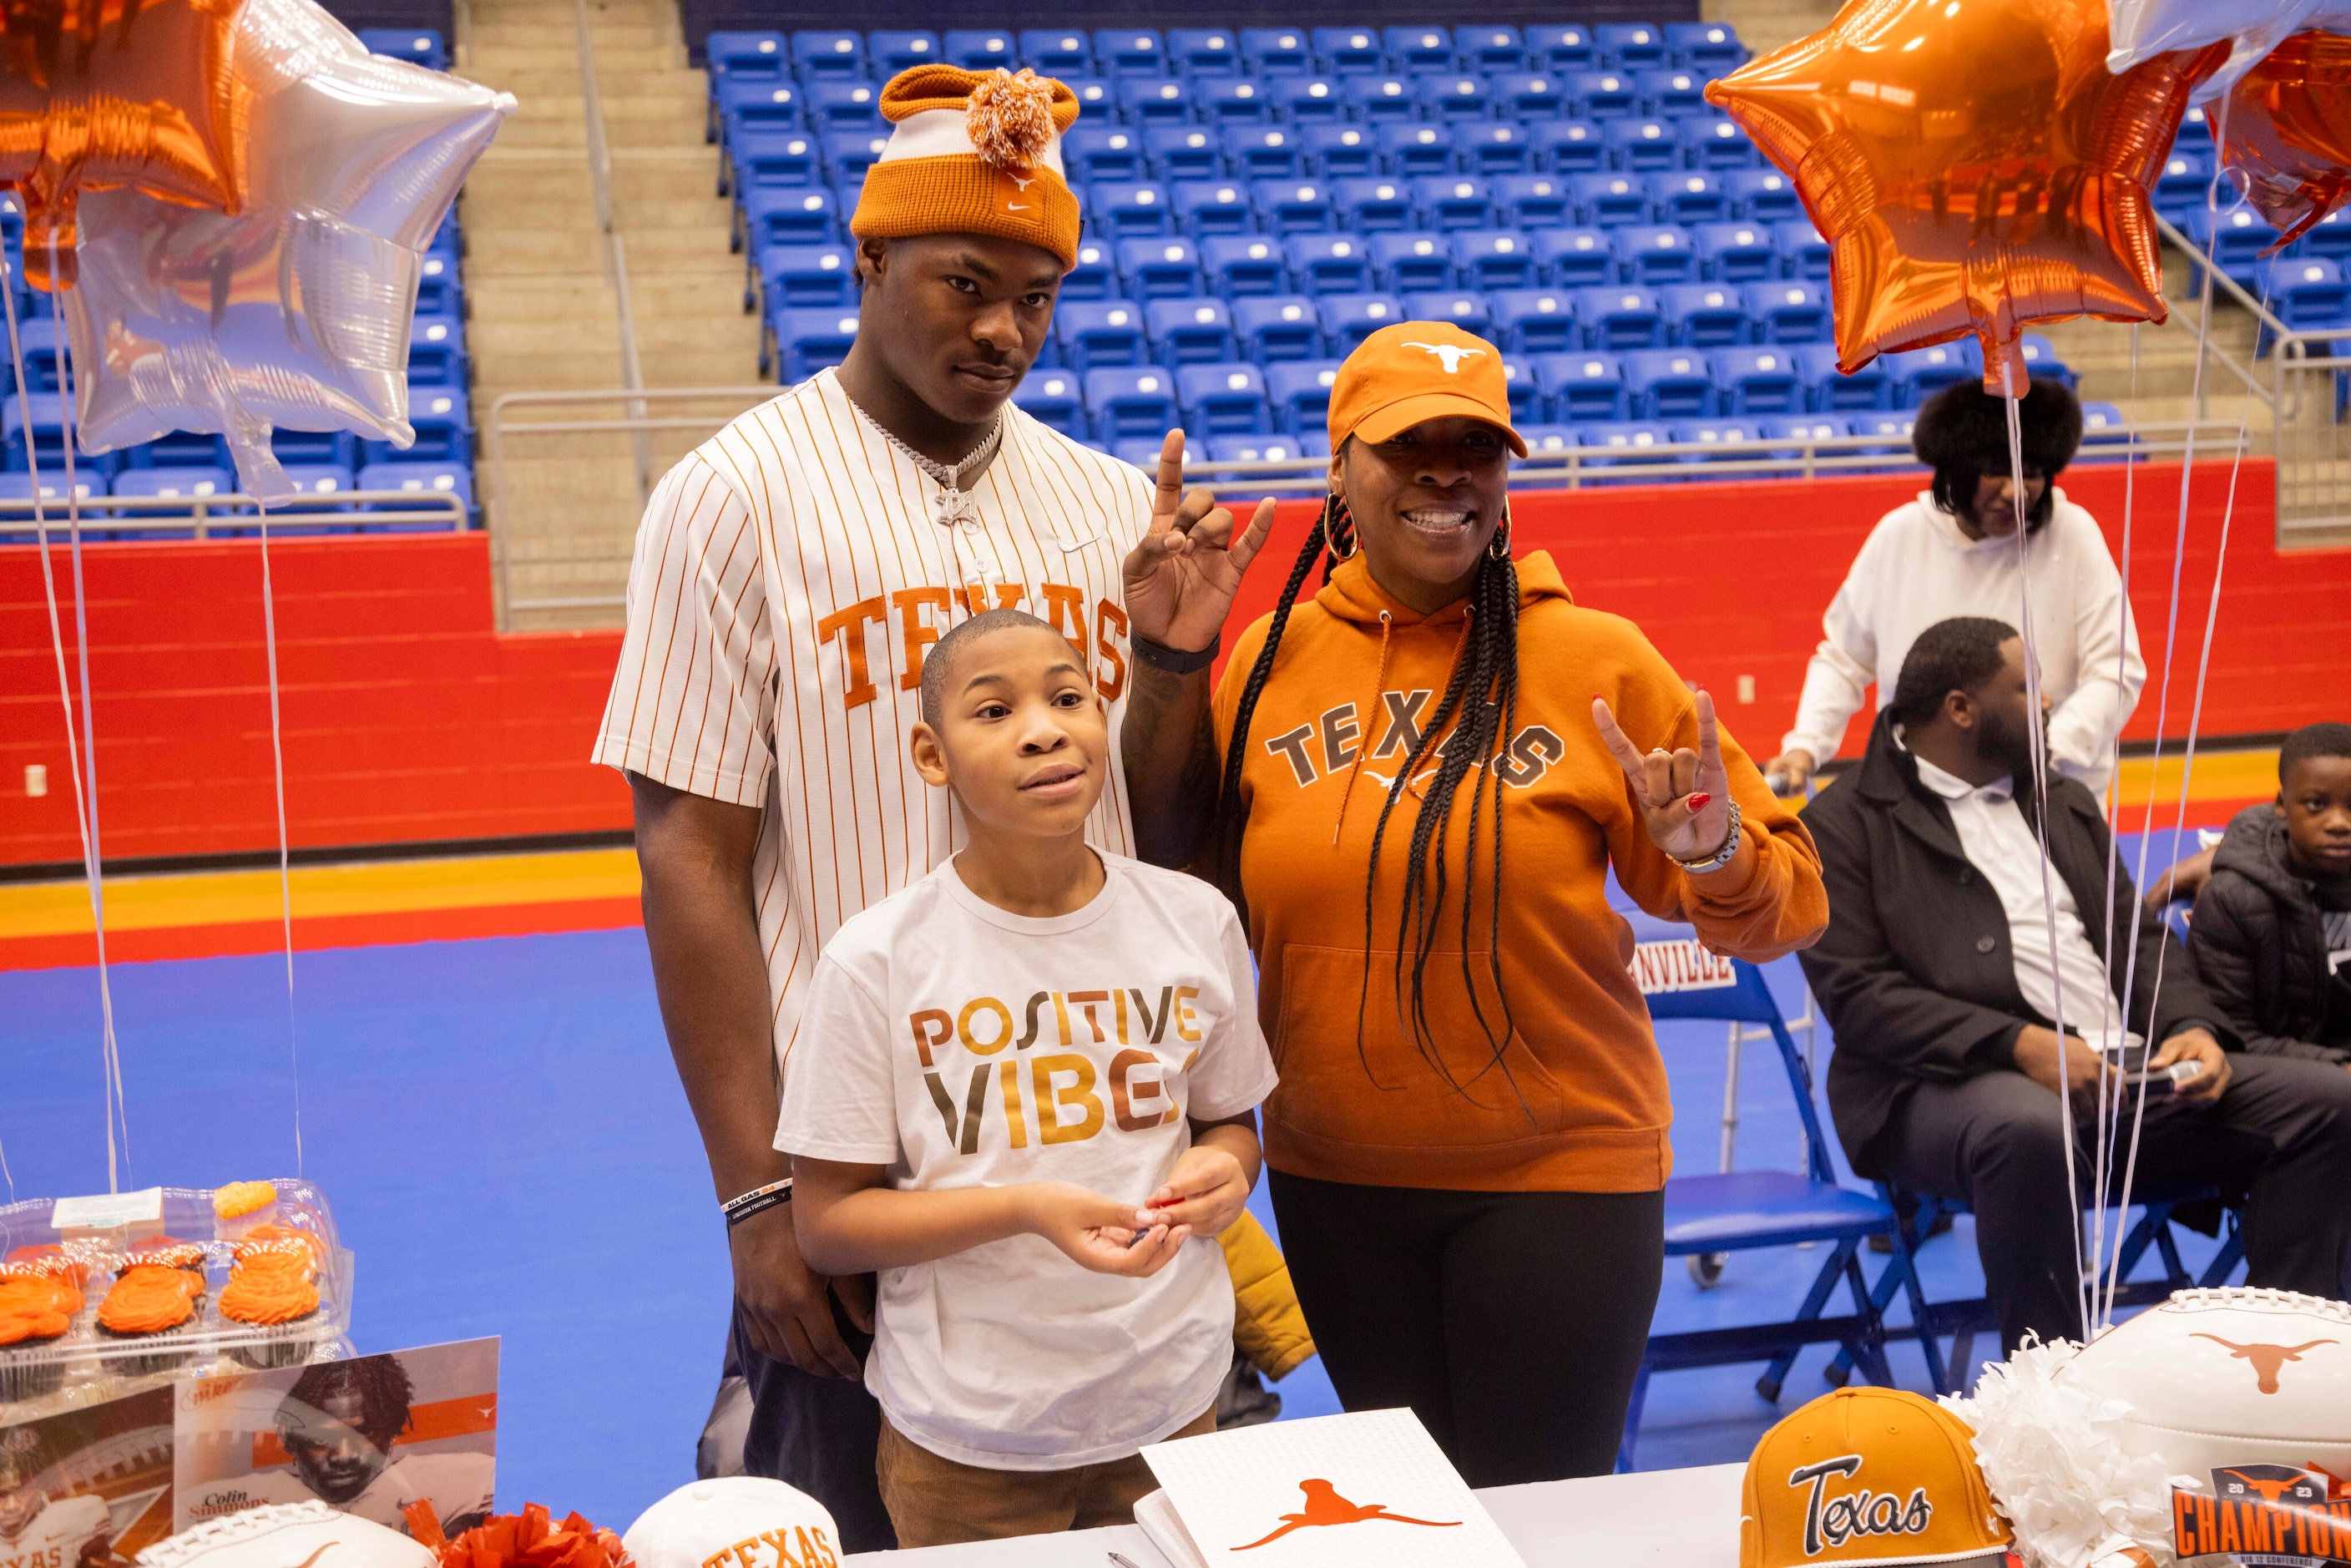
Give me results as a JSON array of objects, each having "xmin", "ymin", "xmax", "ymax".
[{"xmin": 1149, "ymin": 428, "xmax": 1187, "ymax": 536}]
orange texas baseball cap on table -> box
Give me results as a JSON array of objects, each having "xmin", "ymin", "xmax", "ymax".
[
  {"xmin": 1327, "ymin": 321, "xmax": 1529, "ymax": 457},
  {"xmin": 1741, "ymin": 1388, "xmax": 2012, "ymax": 1568}
]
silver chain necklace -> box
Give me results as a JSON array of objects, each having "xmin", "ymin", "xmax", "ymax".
[{"xmin": 847, "ymin": 395, "xmax": 1004, "ymax": 530}]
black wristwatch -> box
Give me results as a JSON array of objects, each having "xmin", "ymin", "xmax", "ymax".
[{"xmin": 1131, "ymin": 633, "xmax": 1219, "ymax": 675}]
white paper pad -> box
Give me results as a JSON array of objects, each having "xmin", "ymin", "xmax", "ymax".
[{"xmin": 1140, "ymin": 1408, "xmax": 1527, "ymax": 1566}]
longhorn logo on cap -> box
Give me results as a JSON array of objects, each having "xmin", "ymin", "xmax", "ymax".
[{"xmin": 1401, "ymin": 342, "xmax": 1484, "ymax": 373}]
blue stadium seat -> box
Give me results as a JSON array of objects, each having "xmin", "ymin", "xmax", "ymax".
[
  {"xmin": 1660, "ymin": 284, "xmax": 1750, "ymax": 347},
  {"xmin": 1019, "ymin": 28, "xmax": 1095, "ymax": 74},
  {"xmin": 1202, "ymin": 235, "xmax": 1290, "ymax": 296},
  {"xmin": 1231, "ymin": 128, "xmax": 1308, "ymax": 180},
  {"xmin": 1666, "ymin": 21, "xmax": 1747, "ymax": 74},
  {"xmin": 1725, "ymin": 169, "xmax": 1801, "ymax": 221},
  {"xmin": 1145, "ymin": 126, "xmax": 1222, "ymax": 181},
  {"xmin": 1238, "ymin": 28, "xmax": 1313, "ymax": 75},
  {"xmin": 821, "ymin": 129, "xmax": 889, "ymax": 184},
  {"xmin": 1595, "ymin": 23, "xmax": 1669, "ymax": 68},
  {"xmin": 3, "ymin": 393, "xmax": 81, "ymax": 472},
  {"xmin": 1569, "ymin": 171, "xmax": 1649, "ymax": 228},
  {"xmin": 1711, "ymin": 346, "xmax": 1805, "ymax": 413},
  {"xmin": 1649, "ymin": 170, "xmax": 1728, "ymax": 225},
  {"xmin": 943, "ymin": 29, "xmax": 1016, "ymax": 69},
  {"xmin": 1233, "ymin": 296, "xmax": 1323, "ymax": 360},
  {"xmin": 1615, "ymin": 225, "xmax": 1698, "ymax": 286},
  {"xmin": 755, "ymin": 243, "xmax": 852, "ymax": 328},
  {"xmin": 2153, "ymin": 149, "xmax": 2213, "ymax": 219},
  {"xmin": 728, "ymin": 130, "xmax": 820, "ymax": 196},
  {"xmin": 1061, "ymin": 78, "xmax": 1116, "ymax": 118},
  {"xmin": 1455, "ymin": 123, "xmax": 1535, "ymax": 178},
  {"xmin": 1119, "ymin": 78, "xmax": 1195, "ymax": 125},
  {"xmin": 1267, "ymin": 359, "xmax": 1345, "ymax": 432},
  {"xmin": 1116, "ymin": 237, "xmax": 1204, "ymax": 300},
  {"xmin": 2305, "ymin": 209, "xmax": 2351, "ymax": 264},
  {"xmin": 1493, "ymin": 73, "xmax": 1570, "ymax": 121},
  {"xmin": 1671, "ymin": 420, "xmax": 1761, "ymax": 471},
  {"xmin": 1112, "ymin": 436, "xmax": 1176, "ymax": 468},
  {"xmin": 1570, "ymin": 71, "xmax": 1640, "ymax": 120},
  {"xmin": 1625, "ymin": 349, "xmax": 1715, "ymax": 417},
  {"xmin": 1534, "ymin": 226, "xmax": 1615, "ymax": 286},
  {"xmin": 706, "ymin": 31, "xmax": 788, "ymax": 92},
  {"xmin": 1883, "ymin": 341, "xmax": 1979, "ymax": 407},
  {"xmin": 1066, "ymin": 125, "xmax": 1146, "ymax": 183},
  {"xmin": 1527, "ymin": 24, "xmax": 1597, "ymax": 71},
  {"xmin": 1458, "ymin": 24, "xmax": 1526, "ymax": 72},
  {"xmin": 1495, "ymin": 175, "xmax": 1573, "ymax": 230},
  {"xmin": 715, "ymin": 80, "xmax": 803, "ymax": 139},
  {"xmin": 114, "ymin": 465, "xmax": 235, "ymax": 509},
  {"xmin": 1255, "ymin": 178, "xmax": 1337, "ymax": 234},
  {"xmin": 1388, "ymin": 25, "xmax": 1459, "ymax": 71},
  {"xmin": 1207, "ymin": 434, "xmax": 1310, "ymax": 463},
  {"xmin": 1605, "ymin": 118, "xmax": 1682, "ymax": 172},
  {"xmin": 1745, "ymin": 281, "xmax": 1831, "ymax": 343},
  {"xmin": 1774, "ymin": 220, "xmax": 1831, "ymax": 281},
  {"xmin": 1272, "ymin": 77, "xmax": 1347, "ymax": 124},
  {"xmin": 1370, "ymin": 232, "xmax": 1454, "ymax": 294},
  {"xmin": 407, "ymin": 316, "xmax": 467, "ymax": 387},
  {"xmin": 356, "ymin": 463, "xmax": 471, "ymax": 515},
  {"xmin": 1063, "ymin": 241, "xmax": 1116, "ymax": 301},
  {"xmin": 1850, "ymin": 412, "xmax": 1919, "ymax": 463},
  {"xmin": 1499, "ymin": 358, "xmax": 1542, "ymax": 424},
  {"xmin": 1311, "ymin": 27, "xmax": 1384, "ymax": 74},
  {"xmin": 1173, "ymin": 179, "xmax": 1253, "ymax": 236},
  {"xmin": 791, "ymin": 31, "xmax": 864, "ymax": 81},
  {"xmin": 1636, "ymin": 68, "xmax": 1710, "ymax": 116},
  {"xmin": 9, "ymin": 317, "xmax": 63, "ymax": 392},
  {"xmin": 1377, "ymin": 123, "xmax": 1454, "ymax": 178},
  {"xmin": 1012, "ymin": 369, "xmax": 1087, "ymax": 438},
  {"xmin": 2077, "ymin": 402, "xmax": 2132, "ymax": 460},
  {"xmin": 1056, "ymin": 300, "xmax": 1150, "ymax": 371},
  {"xmin": 1287, "ymin": 234, "xmax": 1374, "ymax": 295},
  {"xmin": 1095, "ymin": 181, "xmax": 1176, "ymax": 239},
  {"xmin": 1301, "ymin": 125, "xmax": 1378, "ymax": 178},
  {"xmin": 1575, "ymin": 285, "xmax": 1666, "ymax": 349},
  {"xmin": 1178, "ymin": 362, "xmax": 1272, "ymax": 434},
  {"xmin": 360, "ymin": 27, "xmax": 448, "ymax": 68},
  {"xmin": 128, "ymin": 424, "xmax": 233, "ymax": 470},
  {"xmin": 1531, "ymin": 119, "xmax": 1606, "ymax": 173},
  {"xmin": 377, "ymin": 387, "xmax": 471, "ymax": 464},
  {"xmin": 1577, "ymin": 420, "xmax": 1672, "ymax": 475},
  {"xmin": 1405, "ymin": 291, "xmax": 1494, "ymax": 334},
  {"xmin": 1085, "ymin": 366, "xmax": 1181, "ymax": 442},
  {"xmin": 2177, "ymin": 103, "xmax": 2213, "ymax": 149},
  {"xmin": 743, "ymin": 186, "xmax": 840, "ymax": 247},
  {"xmin": 773, "ymin": 306, "xmax": 860, "ymax": 382},
  {"xmin": 1147, "ymin": 297, "xmax": 1236, "ymax": 365},
  {"xmin": 1793, "ymin": 345, "xmax": 1893, "ymax": 412},
  {"xmin": 1758, "ymin": 415, "xmax": 1845, "ymax": 460},
  {"xmin": 1168, "ymin": 28, "xmax": 1240, "ymax": 75},
  {"xmin": 1455, "ymin": 230, "xmax": 1538, "ymax": 290},
  {"xmin": 0, "ymin": 469, "xmax": 103, "ymax": 503},
  {"xmin": 2184, "ymin": 208, "xmax": 2283, "ymax": 290},
  {"xmin": 1420, "ymin": 73, "xmax": 1492, "ymax": 123},
  {"xmin": 1682, "ymin": 116, "xmax": 1762, "ymax": 171},
  {"xmin": 868, "ymin": 30, "xmax": 940, "ymax": 73},
  {"xmin": 1095, "ymin": 28, "xmax": 1167, "ymax": 77},
  {"xmin": 272, "ymin": 465, "xmax": 356, "ymax": 513},
  {"xmin": 1519, "ymin": 422, "xmax": 1579, "ymax": 458},
  {"xmin": 1414, "ymin": 175, "xmax": 1495, "ymax": 231},
  {"xmin": 1201, "ymin": 78, "xmax": 1274, "ymax": 125},
  {"xmin": 2015, "ymin": 333, "xmax": 2078, "ymax": 389},
  {"xmin": 806, "ymin": 81, "xmax": 882, "ymax": 130},
  {"xmin": 1334, "ymin": 177, "xmax": 1414, "ymax": 231},
  {"xmin": 1493, "ymin": 288, "xmax": 1582, "ymax": 353},
  {"xmin": 2265, "ymin": 256, "xmax": 2351, "ymax": 347},
  {"xmin": 1534, "ymin": 350, "xmax": 1628, "ymax": 421}
]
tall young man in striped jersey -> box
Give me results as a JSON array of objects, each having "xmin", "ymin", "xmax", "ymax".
[{"xmin": 595, "ymin": 64, "xmax": 1267, "ymax": 1549}]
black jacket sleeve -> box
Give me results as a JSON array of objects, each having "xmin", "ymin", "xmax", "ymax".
[
  {"xmin": 2189, "ymin": 879, "xmax": 2344, "ymax": 1062},
  {"xmin": 1797, "ymin": 803, "xmax": 2029, "ymax": 1080}
]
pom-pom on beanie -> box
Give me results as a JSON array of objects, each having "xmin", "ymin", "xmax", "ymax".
[{"xmin": 850, "ymin": 65, "xmax": 1083, "ymax": 269}]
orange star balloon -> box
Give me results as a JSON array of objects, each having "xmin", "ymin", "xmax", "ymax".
[
  {"xmin": 2222, "ymin": 30, "xmax": 2351, "ymax": 251},
  {"xmin": 0, "ymin": 0, "xmax": 246, "ymax": 288},
  {"xmin": 1706, "ymin": 0, "xmax": 2226, "ymax": 393}
]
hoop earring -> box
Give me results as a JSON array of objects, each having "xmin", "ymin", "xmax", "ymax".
[
  {"xmin": 1324, "ymin": 493, "xmax": 1360, "ymax": 561},
  {"xmin": 1488, "ymin": 504, "xmax": 1513, "ymax": 562}
]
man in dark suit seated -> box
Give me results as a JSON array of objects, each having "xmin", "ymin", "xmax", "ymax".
[{"xmin": 1798, "ymin": 615, "xmax": 2351, "ymax": 1354}]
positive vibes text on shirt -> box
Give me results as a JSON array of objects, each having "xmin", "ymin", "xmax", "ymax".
[{"xmin": 908, "ymin": 987, "xmax": 1204, "ymax": 1156}]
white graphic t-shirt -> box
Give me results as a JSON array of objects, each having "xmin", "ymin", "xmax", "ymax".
[{"xmin": 779, "ymin": 852, "xmax": 1277, "ymax": 1471}]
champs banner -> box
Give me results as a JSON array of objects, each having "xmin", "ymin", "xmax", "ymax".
[{"xmin": 2174, "ymin": 1465, "xmax": 2351, "ymax": 1568}]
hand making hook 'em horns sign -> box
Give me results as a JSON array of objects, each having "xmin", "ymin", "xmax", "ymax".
[
  {"xmin": 1592, "ymin": 686, "xmax": 1740, "ymax": 867},
  {"xmin": 1120, "ymin": 428, "xmax": 1278, "ymax": 658}
]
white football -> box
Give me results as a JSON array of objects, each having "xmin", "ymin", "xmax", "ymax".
[
  {"xmin": 139, "ymin": 1502, "xmax": 434, "ymax": 1568},
  {"xmin": 624, "ymin": 1478, "xmax": 842, "ymax": 1568},
  {"xmin": 2068, "ymin": 1287, "xmax": 2351, "ymax": 1484}
]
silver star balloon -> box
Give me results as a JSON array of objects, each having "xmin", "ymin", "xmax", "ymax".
[
  {"xmin": 2109, "ymin": 0, "xmax": 2351, "ymax": 102},
  {"xmin": 58, "ymin": 0, "xmax": 513, "ymax": 500}
]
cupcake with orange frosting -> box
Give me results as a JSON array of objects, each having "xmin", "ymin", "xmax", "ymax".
[
  {"xmin": 212, "ymin": 1180, "xmax": 281, "ymax": 1242},
  {"xmin": 0, "ymin": 1258, "xmax": 85, "ymax": 1402},
  {"xmin": 222, "ymin": 1233, "xmax": 322, "ymax": 1368},
  {"xmin": 96, "ymin": 1237, "xmax": 209, "ymax": 1376}
]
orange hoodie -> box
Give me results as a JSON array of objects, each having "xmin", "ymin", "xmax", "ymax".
[{"xmin": 1212, "ymin": 549, "xmax": 1828, "ymax": 1192}]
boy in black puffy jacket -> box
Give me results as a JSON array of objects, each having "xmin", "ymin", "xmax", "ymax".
[{"xmin": 2189, "ymin": 723, "xmax": 2351, "ymax": 1066}]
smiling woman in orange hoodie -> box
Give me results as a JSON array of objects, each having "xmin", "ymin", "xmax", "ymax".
[{"xmin": 1119, "ymin": 321, "xmax": 1829, "ymax": 1486}]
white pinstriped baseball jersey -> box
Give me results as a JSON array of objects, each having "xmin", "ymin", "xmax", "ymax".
[{"xmin": 593, "ymin": 368, "xmax": 1155, "ymax": 1115}]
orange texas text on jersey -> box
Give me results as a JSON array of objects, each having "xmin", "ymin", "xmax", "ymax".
[
  {"xmin": 817, "ymin": 583, "xmax": 1131, "ymax": 711},
  {"xmin": 910, "ymin": 986, "xmax": 1206, "ymax": 1156}
]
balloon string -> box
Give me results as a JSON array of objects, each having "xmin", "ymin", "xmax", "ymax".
[
  {"xmin": 1999, "ymin": 357, "xmax": 2088, "ymax": 1344},
  {"xmin": 5, "ymin": 245, "xmax": 127, "ymax": 1192},
  {"xmin": 258, "ymin": 500, "xmax": 304, "ymax": 1176}
]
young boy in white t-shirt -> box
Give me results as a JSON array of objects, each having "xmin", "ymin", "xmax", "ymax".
[{"xmin": 779, "ymin": 609, "xmax": 1276, "ymax": 1550}]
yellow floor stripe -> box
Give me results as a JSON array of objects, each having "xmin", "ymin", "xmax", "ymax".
[
  {"xmin": 0, "ymin": 848, "xmax": 641, "ymax": 940},
  {"xmin": 2111, "ymin": 747, "xmax": 2277, "ymax": 807}
]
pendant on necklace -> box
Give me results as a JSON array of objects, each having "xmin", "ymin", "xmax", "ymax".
[{"xmin": 933, "ymin": 484, "xmax": 978, "ymax": 529}]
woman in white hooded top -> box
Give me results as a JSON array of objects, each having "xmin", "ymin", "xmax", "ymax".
[{"xmin": 1767, "ymin": 379, "xmax": 2145, "ymax": 799}]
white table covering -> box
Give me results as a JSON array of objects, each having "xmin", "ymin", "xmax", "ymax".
[{"xmin": 842, "ymin": 1461, "xmax": 1747, "ymax": 1565}]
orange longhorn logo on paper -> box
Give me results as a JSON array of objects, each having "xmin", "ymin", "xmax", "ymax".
[
  {"xmin": 2221, "ymin": 1469, "xmax": 2308, "ymax": 1505},
  {"xmin": 2190, "ymin": 1334, "xmax": 2339, "ymax": 1393},
  {"xmin": 1231, "ymin": 1479, "xmax": 1462, "ymax": 1550}
]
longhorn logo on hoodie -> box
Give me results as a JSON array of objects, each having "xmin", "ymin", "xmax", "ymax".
[{"xmin": 1260, "ymin": 690, "xmax": 1564, "ymax": 791}]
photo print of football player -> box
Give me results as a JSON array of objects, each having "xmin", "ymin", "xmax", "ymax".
[{"xmin": 0, "ymin": 1387, "xmax": 176, "ymax": 1568}]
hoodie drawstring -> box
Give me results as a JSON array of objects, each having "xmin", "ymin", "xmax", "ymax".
[{"xmin": 1331, "ymin": 611, "xmax": 1393, "ymax": 845}]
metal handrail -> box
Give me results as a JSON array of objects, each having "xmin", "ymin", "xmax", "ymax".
[
  {"xmin": 571, "ymin": 0, "xmax": 650, "ymax": 504},
  {"xmin": 0, "ymin": 490, "xmax": 469, "ymax": 539}
]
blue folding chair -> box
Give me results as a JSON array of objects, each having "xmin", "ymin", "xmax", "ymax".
[
  {"xmin": 1317, "ymin": 293, "xmax": 1408, "ymax": 354},
  {"xmin": 1119, "ymin": 78, "xmax": 1195, "ymax": 125},
  {"xmin": 1173, "ymin": 179, "xmax": 1254, "ymax": 238},
  {"xmin": 1694, "ymin": 222, "xmax": 1778, "ymax": 283},
  {"xmin": 1493, "ymin": 288, "xmax": 1583, "ymax": 354},
  {"xmin": 1055, "ymin": 300, "xmax": 1150, "ymax": 372},
  {"xmin": 1650, "ymin": 170, "xmax": 1730, "ymax": 226},
  {"xmin": 1232, "ymin": 296, "xmax": 1323, "ymax": 361},
  {"xmin": 1494, "ymin": 73, "xmax": 1568, "ymax": 121},
  {"xmin": 1660, "ymin": 284, "xmax": 1752, "ymax": 348},
  {"xmin": 1368, "ymin": 233, "xmax": 1454, "ymax": 296},
  {"xmin": 1668, "ymin": 21, "xmax": 1747, "ymax": 75},
  {"xmin": 1145, "ymin": 127, "xmax": 1222, "ymax": 182},
  {"xmin": 1201, "ymin": 78, "xmax": 1275, "ymax": 125},
  {"xmin": 1062, "ymin": 242, "xmax": 1117, "ymax": 301},
  {"xmin": 1332, "ymin": 177, "xmax": 1414, "ymax": 233},
  {"xmin": 1343, "ymin": 75, "xmax": 1419, "ymax": 123},
  {"xmin": 1286, "ymin": 235, "xmax": 1373, "ymax": 296},
  {"xmin": 1378, "ymin": 123, "xmax": 1455, "ymax": 179},
  {"xmin": 1570, "ymin": 172, "xmax": 1650, "ymax": 229},
  {"xmin": 1095, "ymin": 28, "xmax": 1166, "ymax": 77},
  {"xmin": 1271, "ymin": 78, "xmax": 1347, "ymax": 125},
  {"xmin": 1625, "ymin": 348, "xmax": 1716, "ymax": 418},
  {"xmin": 1884, "ymin": 341, "xmax": 1979, "ymax": 407},
  {"xmin": 1066, "ymin": 126, "xmax": 1147, "ymax": 184},
  {"xmin": 1532, "ymin": 119, "xmax": 1608, "ymax": 174},
  {"xmin": 1457, "ymin": 124, "xmax": 1536, "ymax": 179},
  {"xmin": 1527, "ymin": 24, "xmax": 1597, "ymax": 71},
  {"xmin": 1795, "ymin": 345, "xmax": 1895, "ymax": 412},
  {"xmin": 869, "ymin": 31, "xmax": 941, "ymax": 74},
  {"xmin": 1176, "ymin": 362, "xmax": 1272, "ymax": 435},
  {"xmin": 1636, "ymin": 68, "xmax": 1711, "ymax": 117},
  {"xmin": 943, "ymin": 29, "xmax": 1016, "ymax": 69},
  {"xmin": 1575, "ymin": 285, "xmax": 1666, "ymax": 350},
  {"xmin": 1404, "ymin": 291, "xmax": 1494, "ymax": 334},
  {"xmin": 1681, "ymin": 116, "xmax": 1761, "ymax": 171},
  {"xmin": 1414, "ymin": 175, "xmax": 1495, "ymax": 232},
  {"xmin": 1745, "ymin": 281, "xmax": 1832, "ymax": 344},
  {"xmin": 1534, "ymin": 226, "xmax": 1615, "ymax": 286},
  {"xmin": 1098, "ymin": 181, "xmax": 1178, "ymax": 240},
  {"xmin": 1419, "ymin": 73, "xmax": 1493, "ymax": 124},
  {"xmin": 1266, "ymin": 359, "xmax": 1345, "ymax": 433},
  {"xmin": 1311, "ymin": 26, "xmax": 1383, "ymax": 74},
  {"xmin": 1455, "ymin": 230, "xmax": 1538, "ymax": 291},
  {"xmin": 1615, "ymin": 225, "xmax": 1699, "ymax": 286},
  {"xmin": 1595, "ymin": 22, "xmax": 1669, "ymax": 69},
  {"xmin": 1011, "ymin": 370, "xmax": 1087, "ymax": 438},
  {"xmin": 1533, "ymin": 350, "xmax": 1628, "ymax": 422},
  {"xmin": 1084, "ymin": 367, "xmax": 1182, "ymax": 443},
  {"xmin": 1496, "ymin": 175, "xmax": 1573, "ymax": 230},
  {"xmin": 361, "ymin": 27, "xmax": 447, "ymax": 68},
  {"xmin": 1201, "ymin": 236, "xmax": 1291, "ymax": 298},
  {"xmin": 1569, "ymin": 70, "xmax": 1640, "ymax": 120},
  {"xmin": 1301, "ymin": 125, "xmax": 1378, "ymax": 179},
  {"xmin": 1019, "ymin": 28, "xmax": 1094, "ymax": 75},
  {"xmin": 1117, "ymin": 237, "xmax": 1205, "ymax": 301},
  {"xmin": 1168, "ymin": 28, "xmax": 1240, "ymax": 75},
  {"xmin": 791, "ymin": 30, "xmax": 864, "ymax": 81},
  {"xmin": 1145, "ymin": 298, "xmax": 1236, "ymax": 367},
  {"xmin": 1388, "ymin": 25, "xmax": 1459, "ymax": 71},
  {"xmin": 1238, "ymin": 28, "xmax": 1312, "ymax": 75},
  {"xmin": 1458, "ymin": 24, "xmax": 1525, "ymax": 72},
  {"xmin": 1254, "ymin": 177, "xmax": 1337, "ymax": 235},
  {"xmin": 1605, "ymin": 118, "xmax": 1683, "ymax": 173}
]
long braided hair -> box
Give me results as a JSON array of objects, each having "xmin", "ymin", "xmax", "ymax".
[{"xmin": 1214, "ymin": 464, "xmax": 1526, "ymax": 1105}]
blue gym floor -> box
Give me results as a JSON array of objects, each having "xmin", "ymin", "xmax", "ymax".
[{"xmin": 0, "ymin": 833, "xmax": 2214, "ymax": 1525}]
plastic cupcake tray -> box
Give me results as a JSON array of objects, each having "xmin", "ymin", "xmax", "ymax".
[{"xmin": 0, "ymin": 1180, "xmax": 356, "ymax": 1419}]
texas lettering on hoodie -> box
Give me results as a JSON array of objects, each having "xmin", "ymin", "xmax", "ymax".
[{"xmin": 1212, "ymin": 549, "xmax": 1828, "ymax": 1192}]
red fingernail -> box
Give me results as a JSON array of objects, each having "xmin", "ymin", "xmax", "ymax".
[{"xmin": 1686, "ymin": 793, "xmax": 1711, "ymax": 812}]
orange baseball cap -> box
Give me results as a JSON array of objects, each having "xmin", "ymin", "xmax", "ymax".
[
  {"xmin": 1326, "ymin": 321, "xmax": 1527, "ymax": 456},
  {"xmin": 1741, "ymin": 1388, "xmax": 2011, "ymax": 1568}
]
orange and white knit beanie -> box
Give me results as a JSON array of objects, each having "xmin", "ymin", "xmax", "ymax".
[{"xmin": 849, "ymin": 65, "xmax": 1084, "ymax": 269}]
